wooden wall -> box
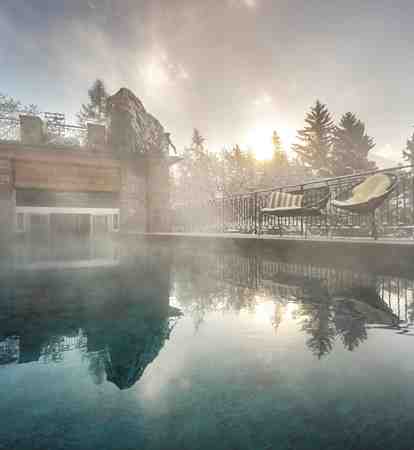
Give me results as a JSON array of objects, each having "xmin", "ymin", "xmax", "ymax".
[{"xmin": 14, "ymin": 160, "xmax": 121, "ymax": 193}]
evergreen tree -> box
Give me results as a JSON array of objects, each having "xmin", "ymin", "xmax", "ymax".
[
  {"xmin": 173, "ymin": 129, "xmax": 220, "ymax": 204},
  {"xmin": 261, "ymin": 130, "xmax": 290, "ymax": 187},
  {"xmin": 293, "ymin": 100, "xmax": 334, "ymax": 177},
  {"xmin": 331, "ymin": 112, "xmax": 376, "ymax": 175},
  {"xmin": 402, "ymin": 132, "xmax": 414, "ymax": 166},
  {"xmin": 271, "ymin": 130, "xmax": 289, "ymax": 168},
  {"xmin": 223, "ymin": 145, "xmax": 257, "ymax": 194},
  {"xmin": 77, "ymin": 79, "xmax": 108, "ymax": 125}
]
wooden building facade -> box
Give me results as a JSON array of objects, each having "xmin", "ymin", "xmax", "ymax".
[{"xmin": 0, "ymin": 113, "xmax": 178, "ymax": 238}]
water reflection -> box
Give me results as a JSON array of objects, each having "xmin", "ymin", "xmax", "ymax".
[
  {"xmin": 0, "ymin": 239, "xmax": 181, "ymax": 389},
  {"xmin": 0, "ymin": 239, "xmax": 413, "ymax": 382},
  {"xmin": 173, "ymin": 250, "xmax": 406, "ymax": 358},
  {"xmin": 2, "ymin": 240, "xmax": 414, "ymax": 450}
]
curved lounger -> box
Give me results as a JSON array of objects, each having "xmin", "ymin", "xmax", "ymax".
[{"xmin": 332, "ymin": 173, "xmax": 397, "ymax": 238}]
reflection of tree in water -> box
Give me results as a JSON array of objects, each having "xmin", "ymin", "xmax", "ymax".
[
  {"xmin": 333, "ymin": 301, "xmax": 367, "ymax": 351},
  {"xmin": 299, "ymin": 298, "xmax": 336, "ymax": 359},
  {"xmin": 271, "ymin": 302, "xmax": 285, "ymax": 333},
  {"xmin": 173, "ymin": 258, "xmax": 257, "ymax": 331},
  {"xmin": 297, "ymin": 283, "xmax": 396, "ymax": 357}
]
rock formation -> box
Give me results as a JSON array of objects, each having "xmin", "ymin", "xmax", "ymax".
[{"xmin": 107, "ymin": 88, "xmax": 171, "ymax": 156}]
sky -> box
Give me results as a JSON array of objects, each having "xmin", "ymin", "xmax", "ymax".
[{"xmin": 1, "ymin": 0, "xmax": 414, "ymax": 165}]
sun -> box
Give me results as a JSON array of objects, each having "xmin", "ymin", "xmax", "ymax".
[{"xmin": 245, "ymin": 123, "xmax": 296, "ymax": 161}]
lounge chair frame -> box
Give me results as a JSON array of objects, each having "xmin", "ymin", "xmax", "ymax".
[
  {"xmin": 259, "ymin": 186, "xmax": 330, "ymax": 236},
  {"xmin": 332, "ymin": 173, "xmax": 398, "ymax": 239}
]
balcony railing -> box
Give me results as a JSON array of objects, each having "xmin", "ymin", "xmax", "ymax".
[
  {"xmin": 172, "ymin": 165, "xmax": 414, "ymax": 239},
  {"xmin": 0, "ymin": 116, "xmax": 20, "ymax": 141},
  {"xmin": 44, "ymin": 123, "xmax": 87, "ymax": 147},
  {"xmin": 0, "ymin": 115, "xmax": 88, "ymax": 148}
]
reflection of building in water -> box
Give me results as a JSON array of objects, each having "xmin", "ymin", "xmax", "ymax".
[
  {"xmin": 12, "ymin": 237, "xmax": 120, "ymax": 270},
  {"xmin": 0, "ymin": 242, "xmax": 180, "ymax": 389}
]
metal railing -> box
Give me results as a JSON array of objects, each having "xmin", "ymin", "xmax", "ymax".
[
  {"xmin": 0, "ymin": 116, "xmax": 20, "ymax": 141},
  {"xmin": 0, "ymin": 115, "xmax": 88, "ymax": 148},
  {"xmin": 172, "ymin": 164, "xmax": 414, "ymax": 239},
  {"xmin": 44, "ymin": 122, "xmax": 87, "ymax": 147}
]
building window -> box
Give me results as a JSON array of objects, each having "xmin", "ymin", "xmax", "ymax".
[
  {"xmin": 16, "ymin": 213, "xmax": 25, "ymax": 232},
  {"xmin": 113, "ymin": 214, "xmax": 119, "ymax": 231}
]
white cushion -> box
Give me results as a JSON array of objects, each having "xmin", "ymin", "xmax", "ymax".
[{"xmin": 334, "ymin": 173, "xmax": 392, "ymax": 207}]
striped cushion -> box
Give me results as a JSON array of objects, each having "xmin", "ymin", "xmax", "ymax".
[{"xmin": 267, "ymin": 191, "xmax": 303, "ymax": 209}]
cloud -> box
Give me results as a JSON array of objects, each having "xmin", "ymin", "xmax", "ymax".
[{"xmin": 139, "ymin": 48, "xmax": 190, "ymax": 89}]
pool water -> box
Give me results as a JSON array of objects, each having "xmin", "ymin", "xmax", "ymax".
[{"xmin": 1, "ymin": 239, "xmax": 414, "ymax": 450}]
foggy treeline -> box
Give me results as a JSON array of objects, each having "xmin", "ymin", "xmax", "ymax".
[{"xmin": 172, "ymin": 101, "xmax": 379, "ymax": 206}]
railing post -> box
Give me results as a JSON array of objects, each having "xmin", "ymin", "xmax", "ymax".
[
  {"xmin": 412, "ymin": 169, "xmax": 414, "ymax": 226},
  {"xmin": 221, "ymin": 197, "xmax": 225, "ymax": 233},
  {"xmin": 300, "ymin": 185, "xmax": 304, "ymax": 236},
  {"xmin": 254, "ymin": 192, "xmax": 258, "ymax": 235}
]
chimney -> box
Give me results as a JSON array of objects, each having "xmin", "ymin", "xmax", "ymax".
[
  {"xmin": 87, "ymin": 123, "xmax": 106, "ymax": 150},
  {"xmin": 20, "ymin": 115, "xmax": 44, "ymax": 145}
]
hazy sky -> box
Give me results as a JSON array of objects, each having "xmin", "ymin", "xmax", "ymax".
[{"xmin": 1, "ymin": 0, "xmax": 413, "ymax": 164}]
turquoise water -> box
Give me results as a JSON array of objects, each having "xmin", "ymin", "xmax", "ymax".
[{"xmin": 1, "ymin": 239, "xmax": 414, "ymax": 450}]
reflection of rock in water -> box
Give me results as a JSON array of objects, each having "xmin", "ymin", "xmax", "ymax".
[
  {"xmin": 103, "ymin": 315, "xmax": 179, "ymax": 390},
  {"xmin": 0, "ymin": 240, "xmax": 178, "ymax": 390}
]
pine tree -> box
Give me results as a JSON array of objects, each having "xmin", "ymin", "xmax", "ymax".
[
  {"xmin": 261, "ymin": 130, "xmax": 289, "ymax": 187},
  {"xmin": 293, "ymin": 100, "xmax": 334, "ymax": 177},
  {"xmin": 403, "ymin": 132, "xmax": 414, "ymax": 166},
  {"xmin": 77, "ymin": 79, "xmax": 108, "ymax": 125},
  {"xmin": 331, "ymin": 112, "xmax": 376, "ymax": 175},
  {"xmin": 223, "ymin": 145, "xmax": 258, "ymax": 194},
  {"xmin": 173, "ymin": 129, "xmax": 220, "ymax": 204},
  {"xmin": 271, "ymin": 130, "xmax": 289, "ymax": 168}
]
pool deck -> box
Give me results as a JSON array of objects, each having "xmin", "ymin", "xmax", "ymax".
[
  {"xmin": 129, "ymin": 232, "xmax": 414, "ymax": 276},
  {"xmin": 143, "ymin": 231, "xmax": 414, "ymax": 246}
]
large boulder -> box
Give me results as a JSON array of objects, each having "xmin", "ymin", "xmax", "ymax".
[{"xmin": 107, "ymin": 88, "xmax": 170, "ymax": 156}]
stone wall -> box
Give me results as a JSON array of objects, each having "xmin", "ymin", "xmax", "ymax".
[
  {"xmin": 119, "ymin": 161, "xmax": 147, "ymax": 232},
  {"xmin": 147, "ymin": 159, "xmax": 171, "ymax": 232},
  {"xmin": 0, "ymin": 158, "xmax": 15, "ymax": 239}
]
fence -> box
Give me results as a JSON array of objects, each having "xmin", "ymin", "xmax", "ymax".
[
  {"xmin": 44, "ymin": 122, "xmax": 87, "ymax": 147},
  {"xmin": 0, "ymin": 115, "xmax": 87, "ymax": 148},
  {"xmin": 0, "ymin": 116, "xmax": 20, "ymax": 141},
  {"xmin": 172, "ymin": 165, "xmax": 414, "ymax": 239}
]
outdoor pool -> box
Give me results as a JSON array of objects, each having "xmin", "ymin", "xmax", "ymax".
[{"xmin": 0, "ymin": 238, "xmax": 414, "ymax": 450}]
